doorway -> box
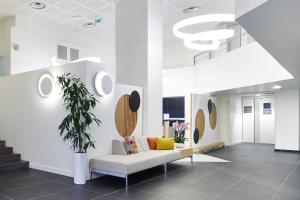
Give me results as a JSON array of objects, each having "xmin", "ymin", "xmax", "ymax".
[{"xmin": 242, "ymin": 96, "xmax": 275, "ymax": 144}]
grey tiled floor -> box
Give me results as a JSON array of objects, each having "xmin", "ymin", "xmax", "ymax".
[{"xmin": 0, "ymin": 143, "xmax": 299, "ymax": 200}]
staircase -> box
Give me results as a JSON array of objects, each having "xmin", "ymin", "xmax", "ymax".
[{"xmin": 0, "ymin": 140, "xmax": 29, "ymax": 172}]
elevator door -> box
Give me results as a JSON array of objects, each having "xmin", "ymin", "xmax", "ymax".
[
  {"xmin": 242, "ymin": 98, "xmax": 255, "ymax": 143},
  {"xmin": 254, "ymin": 98, "xmax": 275, "ymax": 144},
  {"xmin": 243, "ymin": 97, "xmax": 275, "ymax": 144}
]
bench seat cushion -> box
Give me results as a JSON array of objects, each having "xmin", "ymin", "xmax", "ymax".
[{"xmin": 90, "ymin": 150, "xmax": 181, "ymax": 175}]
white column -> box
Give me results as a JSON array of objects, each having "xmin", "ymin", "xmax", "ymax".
[{"xmin": 116, "ymin": 0, "xmax": 163, "ymax": 136}]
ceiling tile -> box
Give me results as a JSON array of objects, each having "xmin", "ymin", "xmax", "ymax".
[
  {"xmin": 0, "ymin": 1, "xmax": 18, "ymax": 10},
  {"xmin": 71, "ymin": 6, "xmax": 92, "ymax": 16},
  {"xmin": 16, "ymin": 7, "xmax": 35, "ymax": 16},
  {"xmin": 56, "ymin": 0, "xmax": 77, "ymax": 10},
  {"xmin": 43, "ymin": 0, "xmax": 62, "ymax": 5},
  {"xmin": 85, "ymin": 0, "xmax": 107, "ymax": 10},
  {"xmin": 11, "ymin": 0, "xmax": 31, "ymax": 4},
  {"xmin": 32, "ymin": 13, "xmax": 53, "ymax": 22},
  {"xmin": 42, "ymin": 6, "xmax": 63, "ymax": 15}
]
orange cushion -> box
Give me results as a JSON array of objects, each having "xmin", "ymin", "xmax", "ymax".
[{"xmin": 147, "ymin": 138, "xmax": 157, "ymax": 150}]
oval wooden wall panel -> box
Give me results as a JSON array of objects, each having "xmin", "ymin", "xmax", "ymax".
[
  {"xmin": 115, "ymin": 95, "xmax": 138, "ymax": 138},
  {"xmin": 195, "ymin": 109, "xmax": 205, "ymax": 143},
  {"xmin": 209, "ymin": 103, "xmax": 217, "ymax": 130}
]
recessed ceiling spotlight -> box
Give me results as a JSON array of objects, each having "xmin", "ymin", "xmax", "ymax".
[
  {"xmin": 273, "ymin": 85, "xmax": 282, "ymax": 90},
  {"xmin": 82, "ymin": 22, "xmax": 96, "ymax": 28},
  {"xmin": 30, "ymin": 1, "xmax": 46, "ymax": 10},
  {"xmin": 256, "ymin": 94, "xmax": 261, "ymax": 97},
  {"xmin": 183, "ymin": 6, "xmax": 201, "ymax": 14},
  {"xmin": 72, "ymin": 15, "xmax": 82, "ymax": 19}
]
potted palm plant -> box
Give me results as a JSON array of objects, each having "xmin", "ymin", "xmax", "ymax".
[
  {"xmin": 172, "ymin": 121, "xmax": 189, "ymax": 148},
  {"xmin": 57, "ymin": 73, "xmax": 101, "ymax": 185}
]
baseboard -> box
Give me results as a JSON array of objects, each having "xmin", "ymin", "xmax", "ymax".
[
  {"xmin": 226, "ymin": 142, "xmax": 242, "ymax": 146},
  {"xmin": 30, "ymin": 163, "xmax": 73, "ymax": 177},
  {"xmin": 274, "ymin": 149, "xmax": 300, "ymax": 153}
]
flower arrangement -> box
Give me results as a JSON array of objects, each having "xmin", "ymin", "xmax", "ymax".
[{"xmin": 172, "ymin": 121, "xmax": 189, "ymax": 144}]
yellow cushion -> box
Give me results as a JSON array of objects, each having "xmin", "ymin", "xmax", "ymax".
[{"xmin": 156, "ymin": 137, "xmax": 174, "ymax": 150}]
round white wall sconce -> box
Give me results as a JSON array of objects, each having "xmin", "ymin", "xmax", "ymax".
[
  {"xmin": 95, "ymin": 71, "xmax": 113, "ymax": 96},
  {"xmin": 38, "ymin": 74, "xmax": 54, "ymax": 98}
]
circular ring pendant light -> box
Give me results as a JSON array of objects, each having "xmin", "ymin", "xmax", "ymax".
[
  {"xmin": 184, "ymin": 39, "xmax": 220, "ymax": 51},
  {"xmin": 173, "ymin": 14, "xmax": 235, "ymax": 51}
]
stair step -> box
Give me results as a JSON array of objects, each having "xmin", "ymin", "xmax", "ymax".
[
  {"xmin": 0, "ymin": 154, "xmax": 21, "ymax": 164},
  {"xmin": 0, "ymin": 161, "xmax": 29, "ymax": 172},
  {"xmin": 0, "ymin": 147, "xmax": 13, "ymax": 155},
  {"xmin": 0, "ymin": 141, "xmax": 5, "ymax": 147}
]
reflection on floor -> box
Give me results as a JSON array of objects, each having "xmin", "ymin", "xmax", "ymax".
[
  {"xmin": 176, "ymin": 153, "xmax": 231, "ymax": 163},
  {"xmin": 0, "ymin": 143, "xmax": 299, "ymax": 200}
]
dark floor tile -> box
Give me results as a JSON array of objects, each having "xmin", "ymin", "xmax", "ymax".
[
  {"xmin": 152, "ymin": 196, "xmax": 174, "ymax": 200},
  {"xmin": 92, "ymin": 196, "xmax": 121, "ymax": 200},
  {"xmin": 165, "ymin": 187, "xmax": 214, "ymax": 200},
  {"xmin": 273, "ymin": 191, "xmax": 300, "ymax": 200},
  {"xmin": 0, "ymin": 195, "xmax": 10, "ymax": 200},
  {"xmin": 0, "ymin": 143, "xmax": 299, "ymax": 200},
  {"xmin": 1, "ymin": 182, "xmax": 72, "ymax": 200},
  {"xmin": 273, "ymin": 180, "xmax": 300, "ymax": 200},
  {"xmin": 26, "ymin": 169, "xmax": 68, "ymax": 181},
  {"xmin": 131, "ymin": 176, "xmax": 184, "ymax": 195},
  {"xmin": 55, "ymin": 188, "xmax": 101, "ymax": 200},
  {"xmin": 31, "ymin": 194, "xmax": 66, "ymax": 200},
  {"xmin": 79, "ymin": 176, "xmax": 124, "ymax": 194},
  {"xmin": 220, "ymin": 188, "xmax": 272, "ymax": 200},
  {"xmin": 1, "ymin": 186, "xmax": 49, "ymax": 200},
  {"xmin": 109, "ymin": 189, "xmax": 157, "ymax": 200},
  {"xmin": 10, "ymin": 175, "xmax": 50, "ymax": 186},
  {"xmin": 0, "ymin": 179, "xmax": 24, "ymax": 192}
]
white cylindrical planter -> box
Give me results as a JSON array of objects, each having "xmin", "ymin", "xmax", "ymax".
[
  {"xmin": 74, "ymin": 153, "xmax": 87, "ymax": 185},
  {"xmin": 175, "ymin": 143, "xmax": 185, "ymax": 148}
]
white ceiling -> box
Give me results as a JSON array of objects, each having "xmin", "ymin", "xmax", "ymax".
[
  {"xmin": 0, "ymin": 0, "xmax": 116, "ymax": 42},
  {"xmin": 212, "ymin": 79, "xmax": 299, "ymax": 96},
  {"xmin": 0, "ymin": 0, "xmax": 235, "ymax": 44}
]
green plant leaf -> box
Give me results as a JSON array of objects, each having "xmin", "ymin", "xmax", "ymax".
[{"xmin": 57, "ymin": 73, "xmax": 101, "ymax": 153}]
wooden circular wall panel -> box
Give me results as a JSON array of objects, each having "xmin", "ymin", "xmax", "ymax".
[
  {"xmin": 195, "ymin": 109, "xmax": 205, "ymax": 142},
  {"xmin": 115, "ymin": 95, "xmax": 138, "ymax": 138},
  {"xmin": 209, "ymin": 103, "xmax": 217, "ymax": 130}
]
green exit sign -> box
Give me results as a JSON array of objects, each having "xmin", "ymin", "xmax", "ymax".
[{"xmin": 95, "ymin": 18, "xmax": 102, "ymax": 24}]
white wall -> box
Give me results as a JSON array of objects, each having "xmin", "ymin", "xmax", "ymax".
[
  {"xmin": 10, "ymin": 27, "xmax": 114, "ymax": 74},
  {"xmin": 1, "ymin": 15, "xmax": 115, "ymax": 76},
  {"xmin": 191, "ymin": 94, "xmax": 221, "ymax": 148},
  {"xmin": 217, "ymin": 95, "xmax": 230, "ymax": 146},
  {"xmin": 163, "ymin": 41, "xmax": 199, "ymax": 69},
  {"xmin": 163, "ymin": 42, "xmax": 293, "ymax": 95},
  {"xmin": 275, "ymin": 89, "xmax": 300, "ymax": 151},
  {"xmin": 0, "ymin": 61, "xmax": 143, "ymax": 177},
  {"xmin": 116, "ymin": 0, "xmax": 163, "ymax": 137},
  {"xmin": 11, "ymin": 16, "xmax": 114, "ymax": 74},
  {"xmin": 229, "ymin": 95, "xmax": 243, "ymax": 145},
  {"xmin": 162, "ymin": 67, "xmax": 193, "ymax": 125}
]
